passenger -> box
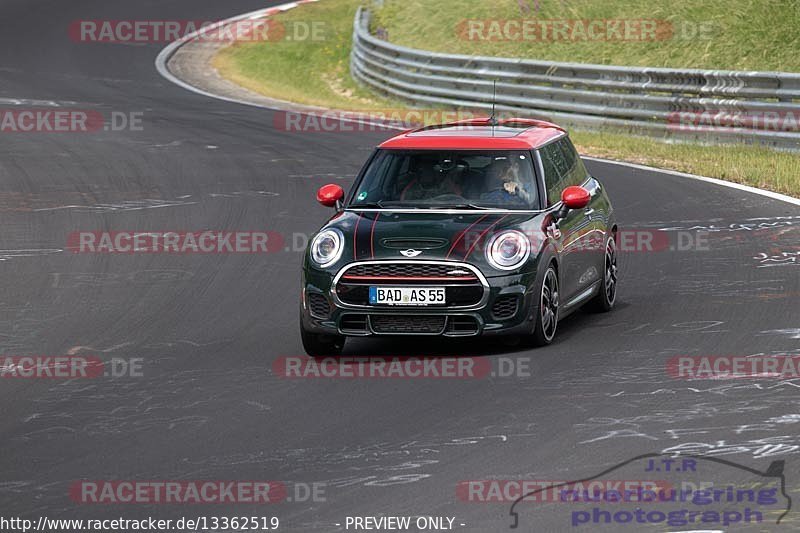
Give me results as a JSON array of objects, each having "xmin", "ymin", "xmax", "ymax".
[
  {"xmin": 481, "ymin": 159, "xmax": 531, "ymax": 206},
  {"xmin": 501, "ymin": 159, "xmax": 531, "ymax": 203}
]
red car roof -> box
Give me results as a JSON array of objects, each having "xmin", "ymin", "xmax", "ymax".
[{"xmin": 378, "ymin": 117, "xmax": 566, "ymax": 150}]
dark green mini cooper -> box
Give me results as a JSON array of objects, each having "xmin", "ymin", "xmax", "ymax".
[{"xmin": 300, "ymin": 118, "xmax": 617, "ymax": 355}]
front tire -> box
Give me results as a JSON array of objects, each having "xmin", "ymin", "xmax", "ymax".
[
  {"xmin": 530, "ymin": 265, "xmax": 559, "ymax": 346},
  {"xmin": 588, "ymin": 236, "xmax": 617, "ymax": 312},
  {"xmin": 300, "ymin": 321, "xmax": 345, "ymax": 356}
]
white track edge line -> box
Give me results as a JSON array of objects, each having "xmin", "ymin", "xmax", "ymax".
[{"xmin": 583, "ymin": 156, "xmax": 800, "ymax": 206}]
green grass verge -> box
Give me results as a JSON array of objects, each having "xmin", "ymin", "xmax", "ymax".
[
  {"xmin": 371, "ymin": 0, "xmax": 800, "ymax": 71},
  {"xmin": 214, "ymin": 0, "xmax": 397, "ymax": 109},
  {"xmin": 214, "ymin": 0, "xmax": 800, "ymax": 198}
]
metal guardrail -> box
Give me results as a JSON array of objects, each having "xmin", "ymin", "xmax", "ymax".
[{"xmin": 350, "ymin": 7, "xmax": 800, "ymax": 149}]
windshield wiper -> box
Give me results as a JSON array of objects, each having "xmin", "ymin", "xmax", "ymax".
[
  {"xmin": 350, "ymin": 201, "xmax": 386, "ymax": 208},
  {"xmin": 351, "ymin": 201, "xmax": 415, "ymax": 209},
  {"xmin": 436, "ymin": 203, "xmax": 494, "ymax": 210}
]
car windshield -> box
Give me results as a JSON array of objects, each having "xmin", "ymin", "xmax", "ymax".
[{"xmin": 349, "ymin": 150, "xmax": 539, "ymax": 209}]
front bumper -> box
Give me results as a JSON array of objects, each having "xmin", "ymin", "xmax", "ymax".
[{"xmin": 302, "ymin": 261, "xmax": 537, "ymax": 337}]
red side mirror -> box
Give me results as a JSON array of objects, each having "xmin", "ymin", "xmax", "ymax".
[
  {"xmin": 317, "ymin": 184, "xmax": 344, "ymax": 208},
  {"xmin": 561, "ymin": 186, "xmax": 590, "ymax": 210}
]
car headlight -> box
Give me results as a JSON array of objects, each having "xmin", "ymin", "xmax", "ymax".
[
  {"xmin": 485, "ymin": 230, "xmax": 530, "ymax": 271},
  {"xmin": 310, "ymin": 228, "xmax": 344, "ymax": 267}
]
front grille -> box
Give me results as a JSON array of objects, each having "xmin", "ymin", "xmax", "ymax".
[
  {"xmin": 337, "ymin": 313, "xmax": 481, "ymax": 336},
  {"xmin": 343, "ymin": 263, "xmax": 478, "ymax": 281},
  {"xmin": 492, "ymin": 295, "xmax": 519, "ymax": 320},
  {"xmin": 370, "ymin": 315, "xmax": 446, "ymax": 334},
  {"xmin": 336, "ymin": 262, "xmax": 485, "ymax": 308},
  {"xmin": 307, "ymin": 293, "xmax": 331, "ymax": 319}
]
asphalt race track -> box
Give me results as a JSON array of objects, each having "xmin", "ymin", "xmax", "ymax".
[{"xmin": 1, "ymin": 1, "xmax": 799, "ymax": 531}]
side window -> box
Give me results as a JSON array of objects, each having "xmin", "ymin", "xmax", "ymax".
[
  {"xmin": 540, "ymin": 142, "xmax": 566, "ymax": 206},
  {"xmin": 540, "ymin": 137, "xmax": 589, "ymax": 206},
  {"xmin": 557, "ymin": 137, "xmax": 587, "ymax": 188}
]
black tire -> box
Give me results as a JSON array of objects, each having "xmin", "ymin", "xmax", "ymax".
[
  {"xmin": 529, "ymin": 264, "xmax": 559, "ymax": 346},
  {"xmin": 588, "ymin": 235, "xmax": 617, "ymax": 312},
  {"xmin": 300, "ymin": 321, "xmax": 345, "ymax": 357}
]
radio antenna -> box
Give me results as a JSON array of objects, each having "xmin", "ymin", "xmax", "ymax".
[{"xmin": 489, "ymin": 80, "xmax": 498, "ymax": 132}]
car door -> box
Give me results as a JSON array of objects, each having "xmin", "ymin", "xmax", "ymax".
[
  {"xmin": 539, "ymin": 136, "xmax": 602, "ymax": 307},
  {"xmin": 538, "ymin": 140, "xmax": 587, "ymax": 303},
  {"xmin": 558, "ymin": 138, "xmax": 606, "ymax": 296}
]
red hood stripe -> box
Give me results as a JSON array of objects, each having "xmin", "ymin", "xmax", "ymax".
[
  {"xmin": 463, "ymin": 215, "xmax": 509, "ymax": 260},
  {"xmin": 353, "ymin": 213, "xmax": 362, "ymax": 261},
  {"xmin": 370, "ymin": 212, "xmax": 380, "ymax": 259},
  {"xmin": 446, "ymin": 214, "xmax": 490, "ymax": 259}
]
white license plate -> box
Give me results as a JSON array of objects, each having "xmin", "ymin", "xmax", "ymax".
[{"xmin": 369, "ymin": 286, "xmax": 446, "ymax": 306}]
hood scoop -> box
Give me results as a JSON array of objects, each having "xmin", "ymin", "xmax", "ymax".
[{"xmin": 381, "ymin": 238, "xmax": 449, "ymax": 250}]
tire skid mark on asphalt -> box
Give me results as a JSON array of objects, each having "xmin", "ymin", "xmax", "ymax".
[
  {"xmin": 634, "ymin": 214, "xmax": 800, "ymax": 231},
  {"xmin": 171, "ymin": 432, "xmax": 540, "ymax": 492},
  {"xmin": 759, "ymin": 328, "xmax": 800, "ymax": 339},
  {"xmin": 0, "ymin": 189, "xmax": 283, "ymax": 214},
  {"xmin": 647, "ymin": 277, "xmax": 788, "ymax": 297},
  {"xmin": 2, "ymin": 433, "xmax": 538, "ymax": 509},
  {"xmin": 754, "ymin": 249, "xmax": 800, "ymax": 268},
  {"xmin": 0, "ymin": 97, "xmax": 75, "ymax": 107},
  {"xmin": 0, "ymin": 248, "xmax": 62, "ymax": 261}
]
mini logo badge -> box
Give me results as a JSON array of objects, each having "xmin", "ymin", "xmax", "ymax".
[{"xmin": 400, "ymin": 249, "xmax": 422, "ymax": 257}]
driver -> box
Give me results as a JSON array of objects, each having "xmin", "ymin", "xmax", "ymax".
[{"xmin": 400, "ymin": 162, "xmax": 459, "ymax": 201}]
